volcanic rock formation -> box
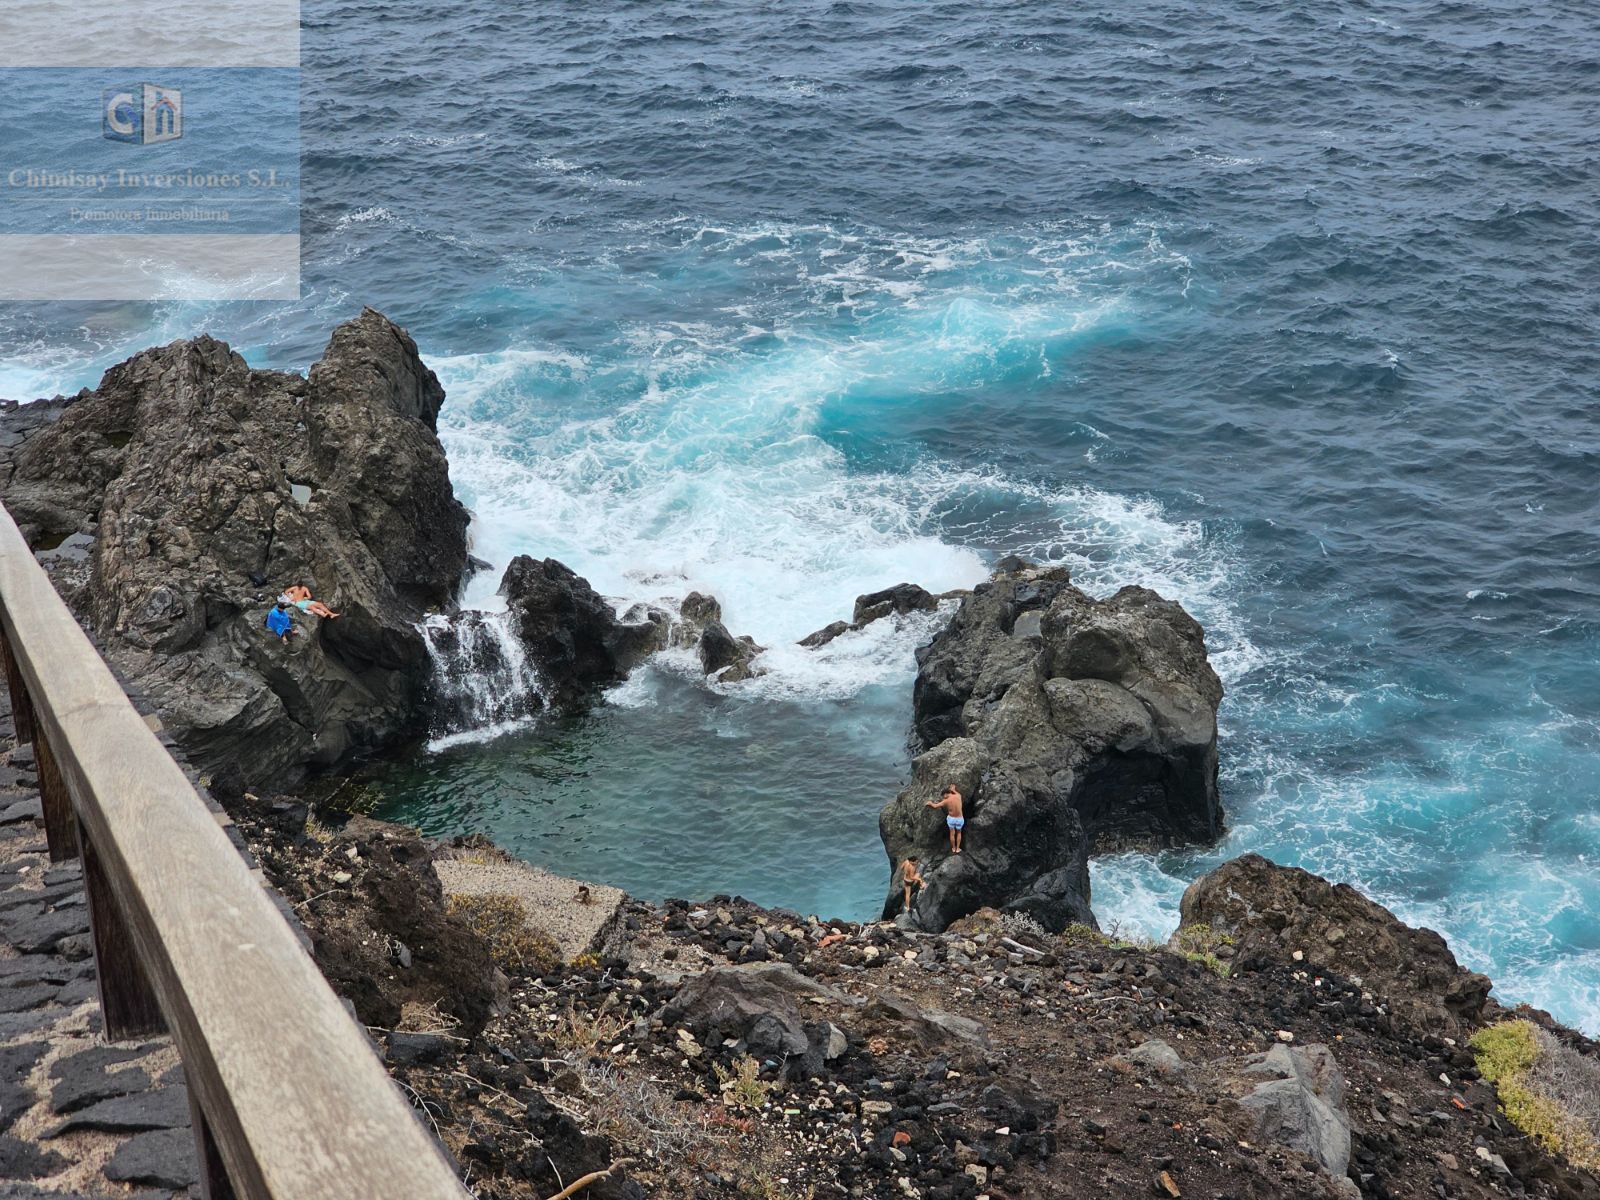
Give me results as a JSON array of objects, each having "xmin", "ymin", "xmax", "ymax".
[
  {"xmin": 0, "ymin": 309, "xmax": 469, "ymax": 791},
  {"xmin": 881, "ymin": 558, "xmax": 1223, "ymax": 932}
]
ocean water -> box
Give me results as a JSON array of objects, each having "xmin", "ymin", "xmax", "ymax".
[{"xmin": 3, "ymin": 2, "xmax": 1598, "ymax": 1029}]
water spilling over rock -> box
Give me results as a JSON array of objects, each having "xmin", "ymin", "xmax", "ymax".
[{"xmin": 418, "ymin": 610, "xmax": 547, "ymax": 747}]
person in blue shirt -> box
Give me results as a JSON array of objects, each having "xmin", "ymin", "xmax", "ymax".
[{"xmin": 264, "ymin": 600, "xmax": 296, "ymax": 642}]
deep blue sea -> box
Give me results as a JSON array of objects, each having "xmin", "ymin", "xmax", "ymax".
[{"xmin": 3, "ymin": 2, "xmax": 1598, "ymax": 1030}]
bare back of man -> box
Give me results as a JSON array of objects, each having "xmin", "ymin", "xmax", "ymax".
[{"xmin": 925, "ymin": 785, "xmax": 966, "ymax": 854}]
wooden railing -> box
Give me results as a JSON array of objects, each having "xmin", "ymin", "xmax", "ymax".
[{"xmin": 0, "ymin": 501, "xmax": 470, "ymax": 1200}]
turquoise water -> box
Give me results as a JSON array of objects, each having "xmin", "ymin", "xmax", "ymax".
[{"xmin": 2, "ymin": 2, "xmax": 1597, "ymax": 1029}]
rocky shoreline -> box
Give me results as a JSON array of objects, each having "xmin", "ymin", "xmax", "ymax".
[
  {"xmin": 6, "ymin": 312, "xmax": 1600, "ymax": 1198},
  {"xmin": 220, "ymin": 797, "xmax": 1600, "ymax": 1200}
]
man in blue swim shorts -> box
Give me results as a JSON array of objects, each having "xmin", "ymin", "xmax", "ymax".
[{"xmin": 926, "ymin": 784, "xmax": 965, "ymax": 855}]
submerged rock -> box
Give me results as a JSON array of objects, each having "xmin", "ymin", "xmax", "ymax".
[
  {"xmin": 1178, "ymin": 853, "xmax": 1491, "ymax": 1033},
  {"xmin": 881, "ymin": 558, "xmax": 1223, "ymax": 932},
  {"xmin": 799, "ymin": 581, "xmax": 958, "ymax": 648},
  {"xmin": 0, "ymin": 308, "xmax": 468, "ymax": 790}
]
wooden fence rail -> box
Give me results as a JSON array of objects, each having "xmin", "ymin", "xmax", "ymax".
[{"xmin": 0, "ymin": 501, "xmax": 470, "ymax": 1200}]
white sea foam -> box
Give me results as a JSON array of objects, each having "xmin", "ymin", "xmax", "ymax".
[{"xmin": 427, "ymin": 248, "xmax": 1235, "ymax": 719}]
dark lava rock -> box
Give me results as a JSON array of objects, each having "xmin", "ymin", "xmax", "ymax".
[
  {"xmin": 881, "ymin": 560, "xmax": 1223, "ymax": 932},
  {"xmin": 102, "ymin": 1127, "xmax": 199, "ymax": 1190},
  {"xmin": 0, "ymin": 798, "xmax": 41, "ymax": 826},
  {"xmin": 49, "ymin": 1044, "xmax": 155, "ymax": 1113},
  {"xmin": 0, "ymin": 984, "xmax": 59, "ymax": 1015},
  {"xmin": 696, "ymin": 619, "xmax": 765, "ymax": 683},
  {"xmin": 0, "ymin": 1081, "xmax": 34, "ymax": 1135},
  {"xmin": 387, "ymin": 1030, "xmax": 450, "ymax": 1066},
  {"xmin": 46, "ymin": 1084, "xmax": 190, "ymax": 1136},
  {"xmin": 1178, "ymin": 854, "xmax": 1492, "ymax": 1033},
  {"xmin": 9, "ymin": 905, "xmax": 89, "ymax": 953},
  {"xmin": 665, "ymin": 962, "xmax": 849, "ymax": 1078},
  {"xmin": 0, "ymin": 308, "xmax": 469, "ymax": 791},
  {"xmin": 800, "ymin": 582, "xmax": 943, "ymax": 648},
  {"xmin": 854, "ymin": 583, "xmax": 939, "ymax": 625},
  {"xmin": 0, "ymin": 1135, "xmax": 67, "ymax": 1180},
  {"xmin": 0, "ymin": 1046, "xmax": 46, "ymax": 1133},
  {"xmin": 497, "ymin": 556, "xmax": 668, "ymax": 708}
]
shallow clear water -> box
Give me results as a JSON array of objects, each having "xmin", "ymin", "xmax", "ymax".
[{"xmin": 3, "ymin": 2, "xmax": 1598, "ymax": 1028}]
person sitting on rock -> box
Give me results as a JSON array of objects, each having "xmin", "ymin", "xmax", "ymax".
[
  {"xmin": 926, "ymin": 784, "xmax": 965, "ymax": 854},
  {"xmin": 264, "ymin": 599, "xmax": 296, "ymax": 642},
  {"xmin": 282, "ymin": 583, "xmax": 340, "ymax": 619},
  {"xmin": 900, "ymin": 856, "xmax": 926, "ymax": 914}
]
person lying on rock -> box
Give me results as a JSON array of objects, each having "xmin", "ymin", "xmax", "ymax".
[
  {"xmin": 926, "ymin": 784, "xmax": 965, "ymax": 854},
  {"xmin": 282, "ymin": 583, "xmax": 340, "ymax": 619},
  {"xmin": 900, "ymin": 857, "xmax": 925, "ymax": 914},
  {"xmin": 264, "ymin": 600, "xmax": 296, "ymax": 642}
]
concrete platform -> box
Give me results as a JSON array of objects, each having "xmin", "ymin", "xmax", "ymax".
[{"xmin": 432, "ymin": 851, "xmax": 625, "ymax": 962}]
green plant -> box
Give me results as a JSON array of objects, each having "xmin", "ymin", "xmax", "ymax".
[
  {"xmin": 319, "ymin": 777, "xmax": 382, "ymax": 817},
  {"xmin": 445, "ymin": 892, "xmax": 562, "ymax": 974},
  {"xmin": 714, "ymin": 1055, "xmax": 777, "ymax": 1110},
  {"xmin": 1170, "ymin": 925, "xmax": 1234, "ymax": 977},
  {"xmin": 1472, "ymin": 1020, "xmax": 1600, "ymax": 1170},
  {"xmin": 1058, "ymin": 923, "xmax": 1113, "ymax": 949},
  {"xmin": 749, "ymin": 1172, "xmax": 814, "ymax": 1200}
]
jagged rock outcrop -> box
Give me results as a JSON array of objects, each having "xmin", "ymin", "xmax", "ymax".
[
  {"xmin": 0, "ymin": 309, "xmax": 469, "ymax": 791},
  {"xmin": 696, "ymin": 619, "xmax": 766, "ymax": 683},
  {"xmin": 881, "ymin": 558, "xmax": 1223, "ymax": 932},
  {"xmin": 667, "ymin": 591, "xmax": 766, "ymax": 682},
  {"xmin": 1178, "ymin": 853, "xmax": 1492, "ymax": 1034},
  {"xmin": 496, "ymin": 556, "xmax": 669, "ymax": 708}
]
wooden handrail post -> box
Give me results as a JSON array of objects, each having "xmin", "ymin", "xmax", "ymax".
[
  {"xmin": 80, "ymin": 830, "xmax": 166, "ymax": 1040},
  {"xmin": 0, "ymin": 621, "xmax": 35, "ymax": 743},
  {"xmin": 188, "ymin": 1087, "xmax": 240, "ymax": 1200},
  {"xmin": 33, "ymin": 729, "xmax": 80, "ymax": 864},
  {"xmin": 4, "ymin": 616, "xmax": 76, "ymax": 862}
]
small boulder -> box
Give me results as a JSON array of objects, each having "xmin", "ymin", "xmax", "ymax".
[
  {"xmin": 697, "ymin": 619, "xmax": 766, "ymax": 683},
  {"xmin": 799, "ymin": 582, "xmax": 944, "ymax": 648},
  {"xmin": 853, "ymin": 583, "xmax": 938, "ymax": 625},
  {"xmin": 102, "ymin": 1127, "xmax": 199, "ymax": 1190},
  {"xmin": 1234, "ymin": 1042, "xmax": 1352, "ymax": 1180},
  {"xmin": 665, "ymin": 963, "xmax": 850, "ymax": 1078},
  {"xmin": 1117, "ymin": 1038, "xmax": 1189, "ymax": 1082}
]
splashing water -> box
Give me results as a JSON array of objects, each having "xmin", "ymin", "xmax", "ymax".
[{"xmin": 417, "ymin": 610, "xmax": 547, "ymax": 751}]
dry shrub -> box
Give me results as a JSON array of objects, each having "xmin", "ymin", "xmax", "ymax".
[
  {"xmin": 550, "ymin": 1000, "xmax": 627, "ymax": 1057},
  {"xmin": 1472, "ymin": 1019, "xmax": 1600, "ymax": 1170},
  {"xmin": 1529, "ymin": 1026, "xmax": 1600, "ymax": 1138},
  {"xmin": 398, "ymin": 999, "xmax": 462, "ymax": 1034},
  {"xmin": 576, "ymin": 1060, "xmax": 708, "ymax": 1162},
  {"xmin": 998, "ymin": 911, "xmax": 1048, "ymax": 942},
  {"xmin": 445, "ymin": 892, "xmax": 561, "ymax": 974}
]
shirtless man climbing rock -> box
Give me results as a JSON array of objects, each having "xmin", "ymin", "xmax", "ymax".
[{"xmin": 926, "ymin": 784, "xmax": 965, "ymax": 855}]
